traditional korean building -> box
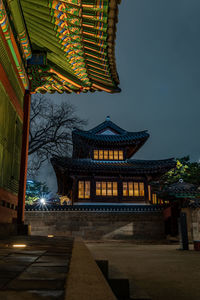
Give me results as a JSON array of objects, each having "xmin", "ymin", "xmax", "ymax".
[
  {"xmin": 0, "ymin": 0, "xmax": 121, "ymax": 225},
  {"xmin": 51, "ymin": 117, "xmax": 176, "ymax": 204}
]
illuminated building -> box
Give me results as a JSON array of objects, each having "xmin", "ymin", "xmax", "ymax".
[{"xmin": 52, "ymin": 117, "xmax": 176, "ymax": 204}]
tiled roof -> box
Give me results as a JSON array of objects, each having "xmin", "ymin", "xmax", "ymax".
[
  {"xmin": 73, "ymin": 129, "xmax": 149, "ymax": 144},
  {"xmin": 88, "ymin": 118, "xmax": 128, "ymax": 134},
  {"xmin": 160, "ymin": 181, "xmax": 200, "ymax": 198},
  {"xmin": 51, "ymin": 157, "xmax": 176, "ymax": 175},
  {"xmin": 73, "ymin": 118, "xmax": 150, "ymax": 146},
  {"xmin": 19, "ymin": 0, "xmax": 121, "ymax": 94}
]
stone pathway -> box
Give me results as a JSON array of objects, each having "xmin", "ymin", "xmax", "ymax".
[{"xmin": 0, "ymin": 236, "xmax": 73, "ymax": 300}]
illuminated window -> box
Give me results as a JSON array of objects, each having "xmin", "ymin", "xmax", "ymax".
[
  {"xmin": 96, "ymin": 182, "xmax": 101, "ymax": 196},
  {"xmin": 99, "ymin": 150, "xmax": 103, "ymax": 160},
  {"xmin": 107, "ymin": 182, "xmax": 112, "ymax": 196},
  {"xmin": 128, "ymin": 182, "xmax": 134, "ymax": 196},
  {"xmin": 148, "ymin": 185, "xmax": 151, "ymax": 201},
  {"xmin": 113, "ymin": 182, "xmax": 118, "ymax": 196},
  {"xmin": 78, "ymin": 181, "xmax": 84, "ymax": 198},
  {"xmin": 94, "ymin": 150, "xmax": 98, "ymax": 160},
  {"xmin": 114, "ymin": 150, "xmax": 118, "ymax": 160},
  {"xmin": 104, "ymin": 150, "xmax": 108, "ymax": 160},
  {"xmin": 134, "ymin": 183, "xmax": 139, "ymax": 196},
  {"xmin": 109, "ymin": 150, "xmax": 113, "ymax": 160},
  {"xmin": 123, "ymin": 182, "xmax": 128, "ymax": 196},
  {"xmin": 78, "ymin": 181, "xmax": 90, "ymax": 199},
  {"xmin": 102, "ymin": 182, "xmax": 107, "ymax": 196},
  {"xmin": 93, "ymin": 150, "xmax": 124, "ymax": 161},
  {"xmin": 139, "ymin": 183, "xmax": 144, "ymax": 196},
  {"xmin": 123, "ymin": 182, "xmax": 145, "ymax": 197},
  {"xmin": 96, "ymin": 182, "xmax": 118, "ymax": 196},
  {"xmin": 152, "ymin": 193, "xmax": 157, "ymax": 204},
  {"xmin": 119, "ymin": 151, "xmax": 123, "ymax": 160},
  {"xmin": 85, "ymin": 181, "xmax": 90, "ymax": 199}
]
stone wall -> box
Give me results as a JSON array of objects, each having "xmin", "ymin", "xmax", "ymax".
[{"xmin": 25, "ymin": 211, "xmax": 165, "ymax": 240}]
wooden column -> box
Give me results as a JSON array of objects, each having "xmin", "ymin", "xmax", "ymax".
[
  {"xmin": 71, "ymin": 176, "xmax": 77, "ymax": 205},
  {"xmin": 17, "ymin": 90, "xmax": 31, "ymax": 224},
  {"xmin": 118, "ymin": 176, "xmax": 123, "ymax": 203}
]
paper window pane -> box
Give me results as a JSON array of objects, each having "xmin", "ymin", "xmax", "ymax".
[
  {"xmin": 85, "ymin": 181, "xmax": 90, "ymax": 198},
  {"xmin": 123, "ymin": 182, "xmax": 128, "ymax": 196},
  {"xmin": 152, "ymin": 194, "xmax": 157, "ymax": 204},
  {"xmin": 99, "ymin": 150, "xmax": 103, "ymax": 160},
  {"xmin": 102, "ymin": 182, "xmax": 107, "ymax": 196},
  {"xmin": 113, "ymin": 182, "xmax": 118, "ymax": 196},
  {"xmin": 128, "ymin": 182, "xmax": 133, "ymax": 196},
  {"xmin": 78, "ymin": 181, "xmax": 84, "ymax": 198},
  {"xmin": 107, "ymin": 182, "xmax": 112, "ymax": 196},
  {"xmin": 119, "ymin": 151, "xmax": 123, "ymax": 160},
  {"xmin": 96, "ymin": 182, "xmax": 101, "ymax": 196},
  {"xmin": 109, "ymin": 150, "xmax": 113, "ymax": 160},
  {"xmin": 104, "ymin": 150, "xmax": 108, "ymax": 160},
  {"xmin": 94, "ymin": 150, "xmax": 98, "ymax": 160},
  {"xmin": 134, "ymin": 182, "xmax": 139, "ymax": 196},
  {"xmin": 114, "ymin": 150, "xmax": 118, "ymax": 160},
  {"xmin": 139, "ymin": 182, "xmax": 144, "ymax": 196}
]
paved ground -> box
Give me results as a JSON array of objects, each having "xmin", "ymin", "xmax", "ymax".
[
  {"xmin": 0, "ymin": 236, "xmax": 73, "ymax": 300},
  {"xmin": 86, "ymin": 242, "xmax": 200, "ymax": 300}
]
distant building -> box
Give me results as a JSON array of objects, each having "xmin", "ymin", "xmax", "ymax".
[{"xmin": 51, "ymin": 117, "xmax": 176, "ymax": 204}]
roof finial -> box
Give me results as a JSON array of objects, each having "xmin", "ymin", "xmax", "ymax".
[{"xmin": 106, "ymin": 115, "xmax": 110, "ymax": 121}]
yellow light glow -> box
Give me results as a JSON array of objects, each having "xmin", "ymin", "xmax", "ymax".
[
  {"xmin": 48, "ymin": 235, "xmax": 54, "ymax": 238},
  {"xmin": 12, "ymin": 244, "xmax": 27, "ymax": 248}
]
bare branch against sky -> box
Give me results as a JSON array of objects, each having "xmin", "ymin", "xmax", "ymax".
[{"xmin": 34, "ymin": 0, "xmax": 200, "ymax": 191}]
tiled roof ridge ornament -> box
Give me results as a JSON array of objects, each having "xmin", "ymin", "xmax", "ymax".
[{"xmin": 106, "ymin": 116, "xmax": 111, "ymax": 121}]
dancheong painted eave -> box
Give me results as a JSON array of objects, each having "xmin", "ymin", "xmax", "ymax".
[{"xmin": 19, "ymin": 0, "xmax": 121, "ymax": 94}]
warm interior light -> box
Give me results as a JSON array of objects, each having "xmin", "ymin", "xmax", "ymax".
[
  {"xmin": 12, "ymin": 244, "xmax": 27, "ymax": 248},
  {"xmin": 48, "ymin": 235, "xmax": 54, "ymax": 238}
]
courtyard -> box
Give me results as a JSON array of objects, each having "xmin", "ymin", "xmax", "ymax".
[{"xmin": 87, "ymin": 242, "xmax": 200, "ymax": 300}]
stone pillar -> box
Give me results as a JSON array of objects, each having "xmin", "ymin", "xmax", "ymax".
[{"xmin": 17, "ymin": 90, "xmax": 31, "ymax": 224}]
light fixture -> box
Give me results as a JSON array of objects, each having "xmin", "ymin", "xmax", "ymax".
[
  {"xmin": 48, "ymin": 235, "xmax": 54, "ymax": 238},
  {"xmin": 12, "ymin": 244, "xmax": 27, "ymax": 248},
  {"xmin": 40, "ymin": 198, "xmax": 46, "ymax": 205}
]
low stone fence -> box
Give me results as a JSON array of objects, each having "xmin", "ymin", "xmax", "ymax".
[{"xmin": 25, "ymin": 210, "xmax": 165, "ymax": 240}]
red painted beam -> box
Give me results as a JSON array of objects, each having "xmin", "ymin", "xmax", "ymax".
[
  {"xmin": 0, "ymin": 26, "xmax": 25, "ymax": 93},
  {"xmin": 17, "ymin": 90, "xmax": 31, "ymax": 224}
]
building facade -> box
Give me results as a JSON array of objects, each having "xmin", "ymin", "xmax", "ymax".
[
  {"xmin": 52, "ymin": 117, "xmax": 176, "ymax": 204},
  {"xmin": 0, "ymin": 0, "xmax": 121, "ymax": 224}
]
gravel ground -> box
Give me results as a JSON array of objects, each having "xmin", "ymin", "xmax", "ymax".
[{"xmin": 86, "ymin": 242, "xmax": 200, "ymax": 300}]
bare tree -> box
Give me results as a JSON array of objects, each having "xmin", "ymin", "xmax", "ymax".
[{"xmin": 28, "ymin": 95, "xmax": 86, "ymax": 175}]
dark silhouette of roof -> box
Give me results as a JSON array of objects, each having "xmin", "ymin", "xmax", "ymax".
[
  {"xmin": 160, "ymin": 180, "xmax": 200, "ymax": 198},
  {"xmin": 72, "ymin": 117, "xmax": 150, "ymax": 149},
  {"xmin": 51, "ymin": 157, "xmax": 176, "ymax": 175}
]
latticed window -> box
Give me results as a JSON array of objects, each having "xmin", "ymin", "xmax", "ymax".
[
  {"xmin": 93, "ymin": 150, "xmax": 123, "ymax": 160},
  {"xmin": 152, "ymin": 193, "xmax": 157, "ymax": 204},
  {"xmin": 123, "ymin": 182, "xmax": 145, "ymax": 197},
  {"xmin": 78, "ymin": 181, "xmax": 90, "ymax": 199},
  {"xmin": 0, "ymin": 81, "xmax": 22, "ymax": 193},
  {"xmin": 96, "ymin": 182, "xmax": 118, "ymax": 196}
]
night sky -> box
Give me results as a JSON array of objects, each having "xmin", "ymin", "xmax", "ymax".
[{"xmin": 36, "ymin": 0, "xmax": 200, "ymax": 191}]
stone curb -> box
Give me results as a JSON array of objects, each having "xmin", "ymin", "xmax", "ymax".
[{"xmin": 65, "ymin": 240, "xmax": 117, "ymax": 300}]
